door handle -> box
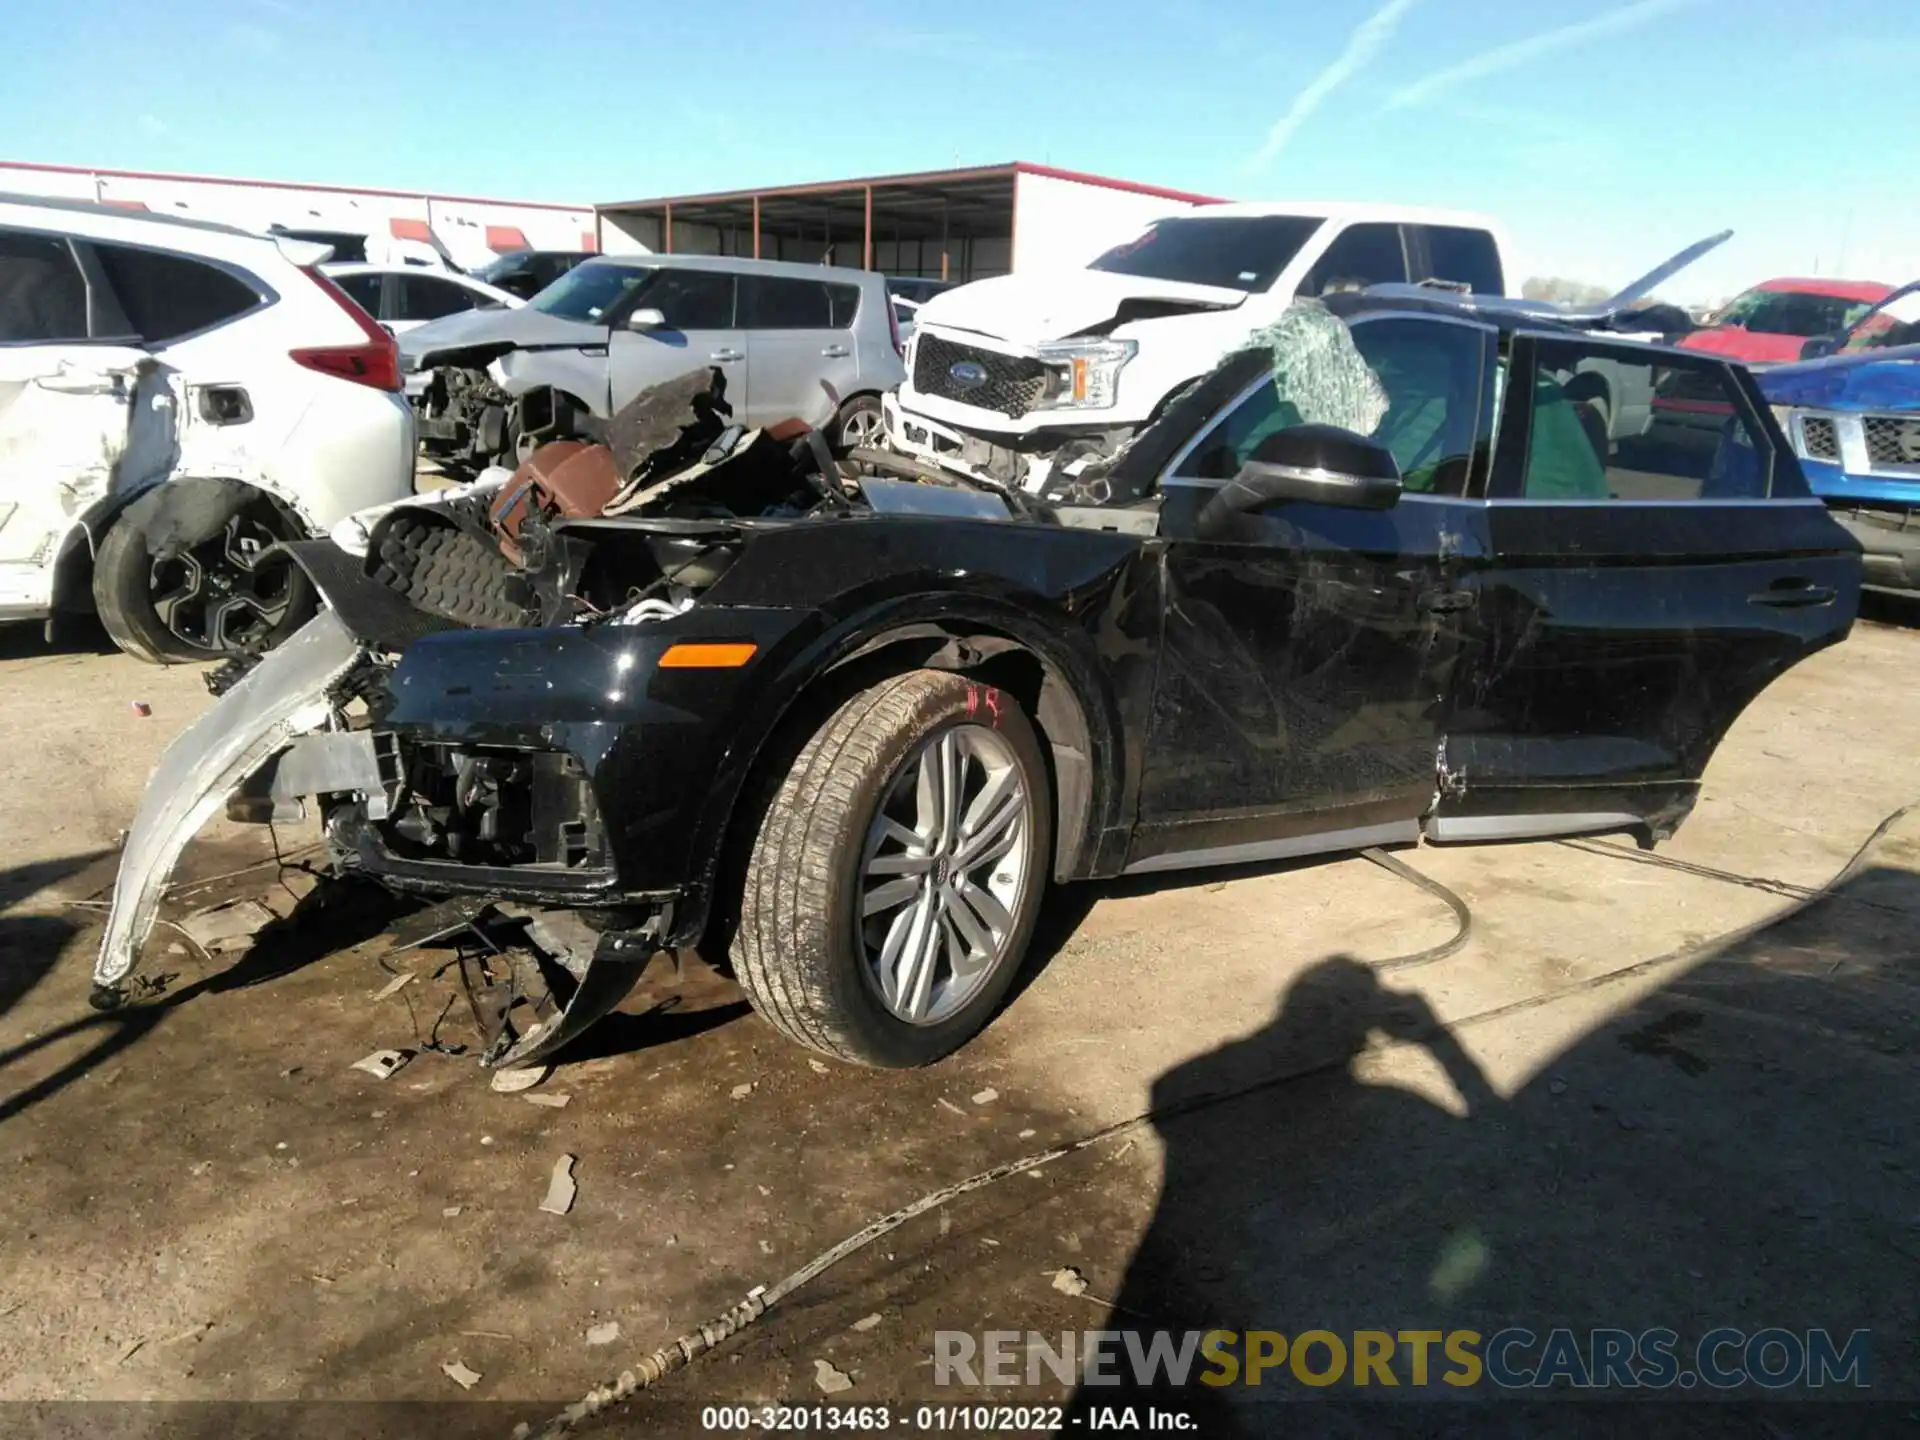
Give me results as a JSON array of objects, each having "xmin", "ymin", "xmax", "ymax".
[
  {"xmin": 709, "ymin": 349, "xmax": 744, "ymax": 362},
  {"xmin": 821, "ymin": 345, "xmax": 851, "ymax": 358},
  {"xmin": 1418, "ymin": 588, "xmax": 1473, "ymax": 614},
  {"xmin": 1748, "ymin": 581, "xmax": 1837, "ymax": 609}
]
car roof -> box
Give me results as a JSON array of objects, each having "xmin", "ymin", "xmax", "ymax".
[
  {"xmin": 1751, "ymin": 277, "xmax": 1893, "ymax": 301},
  {"xmin": 575, "ymin": 253, "xmax": 886, "ymax": 285},
  {"xmin": 324, "ymin": 261, "xmax": 477, "ymax": 280},
  {"xmin": 1157, "ymin": 200, "xmax": 1503, "ymax": 231},
  {"xmin": 0, "ymin": 192, "xmax": 297, "ymax": 267},
  {"xmin": 0, "ymin": 190, "xmax": 263, "ymax": 239},
  {"xmin": 1321, "ymin": 288, "xmax": 1701, "ymax": 357}
]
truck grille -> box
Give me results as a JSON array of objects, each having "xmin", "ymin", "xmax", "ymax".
[
  {"xmin": 914, "ymin": 335, "xmax": 1050, "ymax": 418},
  {"xmin": 1799, "ymin": 415, "xmax": 1839, "ymax": 461},
  {"xmin": 1863, "ymin": 415, "xmax": 1920, "ymax": 469}
]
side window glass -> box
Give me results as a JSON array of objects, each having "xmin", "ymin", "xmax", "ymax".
[
  {"xmin": 1419, "ymin": 226, "xmax": 1503, "ymax": 294},
  {"xmin": 634, "ymin": 269, "xmax": 734, "ymax": 329},
  {"xmin": 827, "ymin": 283, "xmax": 861, "ymax": 329},
  {"xmin": 92, "ymin": 244, "xmax": 260, "ymax": 344},
  {"xmin": 397, "ymin": 275, "xmax": 478, "ymax": 320},
  {"xmin": 1174, "ymin": 316, "xmax": 1486, "ymax": 495},
  {"xmin": 1303, "ymin": 223, "xmax": 1407, "ymax": 296},
  {"xmin": 1521, "ymin": 340, "xmax": 1769, "ymax": 500},
  {"xmin": 0, "ymin": 230, "xmax": 89, "ymax": 343},
  {"xmin": 335, "ymin": 272, "xmax": 385, "ymax": 317},
  {"xmin": 742, "ymin": 276, "xmax": 833, "ymax": 329}
]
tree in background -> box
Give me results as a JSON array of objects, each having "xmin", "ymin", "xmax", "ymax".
[{"xmin": 1522, "ymin": 276, "xmax": 1612, "ymax": 305}]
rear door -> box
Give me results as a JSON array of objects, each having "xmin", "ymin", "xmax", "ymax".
[
  {"xmin": 605, "ymin": 267, "xmax": 743, "ymax": 416},
  {"xmin": 331, "ymin": 271, "xmax": 388, "ymax": 326},
  {"xmin": 1300, "ymin": 222, "xmax": 1409, "ymax": 297},
  {"xmin": 0, "ymin": 227, "xmax": 173, "ymax": 618},
  {"xmin": 86, "ymin": 237, "xmax": 292, "ymax": 490},
  {"xmin": 1407, "ymin": 225, "xmax": 1504, "ymax": 295},
  {"xmin": 1130, "ymin": 311, "xmax": 1497, "ymax": 872},
  {"xmin": 1431, "ymin": 333, "xmax": 1860, "ymax": 842},
  {"xmin": 739, "ymin": 273, "xmax": 862, "ymax": 428},
  {"xmin": 389, "ymin": 272, "xmax": 489, "ymax": 335}
]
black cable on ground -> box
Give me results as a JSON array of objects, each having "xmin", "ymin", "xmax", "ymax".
[
  {"xmin": 1558, "ymin": 832, "xmax": 1920, "ymax": 917},
  {"xmin": 1359, "ymin": 847, "xmax": 1472, "ymax": 971},
  {"xmin": 515, "ymin": 801, "xmax": 1917, "ymax": 1440}
]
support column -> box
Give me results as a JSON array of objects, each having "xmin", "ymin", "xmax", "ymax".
[
  {"xmin": 663, "ymin": 202, "xmax": 673, "ymax": 254},
  {"xmin": 863, "ymin": 184, "xmax": 873, "ymax": 270},
  {"xmin": 751, "ymin": 195, "xmax": 760, "ymax": 259}
]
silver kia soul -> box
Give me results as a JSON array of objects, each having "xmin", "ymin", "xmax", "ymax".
[{"xmin": 401, "ymin": 254, "xmax": 906, "ymax": 470}]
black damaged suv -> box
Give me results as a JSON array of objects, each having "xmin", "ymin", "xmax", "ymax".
[{"xmin": 100, "ymin": 290, "xmax": 1863, "ymax": 1072}]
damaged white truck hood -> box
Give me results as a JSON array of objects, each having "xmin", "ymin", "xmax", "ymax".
[{"xmin": 915, "ymin": 270, "xmax": 1246, "ymax": 348}]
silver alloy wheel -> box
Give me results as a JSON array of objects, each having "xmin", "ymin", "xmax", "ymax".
[
  {"xmin": 857, "ymin": 723, "xmax": 1032, "ymax": 1025},
  {"xmin": 841, "ymin": 405, "xmax": 885, "ymax": 448}
]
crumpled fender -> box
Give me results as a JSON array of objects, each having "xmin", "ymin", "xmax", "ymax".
[
  {"xmin": 116, "ymin": 475, "xmax": 256, "ymax": 558},
  {"xmin": 93, "ymin": 609, "xmax": 365, "ymax": 996}
]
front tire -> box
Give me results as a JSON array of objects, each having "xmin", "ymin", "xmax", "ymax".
[
  {"xmin": 732, "ymin": 670, "xmax": 1052, "ymax": 1067},
  {"xmin": 93, "ymin": 496, "xmax": 316, "ymax": 664}
]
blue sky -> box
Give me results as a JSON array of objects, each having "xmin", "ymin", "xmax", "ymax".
[{"xmin": 5, "ymin": 0, "xmax": 1915, "ymax": 302}]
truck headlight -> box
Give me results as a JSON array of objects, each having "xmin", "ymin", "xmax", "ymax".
[{"xmin": 1033, "ymin": 339, "xmax": 1137, "ymax": 410}]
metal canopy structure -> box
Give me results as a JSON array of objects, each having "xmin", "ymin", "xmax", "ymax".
[{"xmin": 596, "ymin": 163, "xmax": 1220, "ymax": 282}]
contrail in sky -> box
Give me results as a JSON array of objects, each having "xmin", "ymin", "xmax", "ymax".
[
  {"xmin": 1251, "ymin": 0, "xmax": 1420, "ymax": 168},
  {"xmin": 1385, "ymin": 0, "xmax": 1696, "ymax": 109}
]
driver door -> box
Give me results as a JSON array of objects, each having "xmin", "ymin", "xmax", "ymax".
[
  {"xmin": 1128, "ymin": 313, "xmax": 1496, "ymax": 873},
  {"xmin": 607, "ymin": 268, "xmax": 746, "ymax": 417}
]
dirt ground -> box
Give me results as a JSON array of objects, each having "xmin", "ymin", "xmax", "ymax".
[{"xmin": 1, "ymin": 605, "xmax": 1916, "ymax": 1438}]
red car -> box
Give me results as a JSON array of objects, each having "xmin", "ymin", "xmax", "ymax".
[{"xmin": 1681, "ymin": 277, "xmax": 1893, "ymax": 366}]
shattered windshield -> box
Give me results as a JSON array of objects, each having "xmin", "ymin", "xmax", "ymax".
[
  {"xmin": 1714, "ymin": 287, "xmax": 1878, "ymax": 338},
  {"xmin": 1090, "ymin": 215, "xmax": 1323, "ymax": 293},
  {"xmin": 528, "ymin": 261, "xmax": 653, "ymax": 323},
  {"xmin": 1841, "ymin": 288, "xmax": 1920, "ymax": 353}
]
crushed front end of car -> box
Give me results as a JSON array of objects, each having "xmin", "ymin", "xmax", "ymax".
[{"xmin": 94, "ymin": 366, "xmax": 1046, "ymax": 1067}]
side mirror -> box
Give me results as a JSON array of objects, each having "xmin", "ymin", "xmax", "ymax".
[
  {"xmin": 626, "ymin": 307, "xmax": 667, "ymax": 331},
  {"xmin": 1197, "ymin": 423, "xmax": 1401, "ymax": 540},
  {"xmin": 1799, "ymin": 335, "xmax": 1838, "ymax": 361}
]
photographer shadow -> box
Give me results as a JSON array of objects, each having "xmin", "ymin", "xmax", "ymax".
[
  {"xmin": 1070, "ymin": 861, "xmax": 1920, "ymax": 1436},
  {"xmin": 1067, "ymin": 955, "xmax": 1494, "ymax": 1435}
]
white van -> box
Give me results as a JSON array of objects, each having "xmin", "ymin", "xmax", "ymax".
[{"xmin": 886, "ymin": 201, "xmax": 1510, "ymax": 491}]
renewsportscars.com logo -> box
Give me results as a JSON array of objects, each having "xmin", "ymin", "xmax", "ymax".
[{"xmin": 934, "ymin": 1327, "xmax": 1872, "ymax": 1391}]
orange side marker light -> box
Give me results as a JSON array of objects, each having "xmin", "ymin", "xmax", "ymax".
[{"xmin": 657, "ymin": 642, "xmax": 758, "ymax": 669}]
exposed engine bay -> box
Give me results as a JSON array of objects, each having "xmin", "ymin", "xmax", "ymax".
[{"xmin": 365, "ymin": 365, "xmax": 1065, "ymax": 638}]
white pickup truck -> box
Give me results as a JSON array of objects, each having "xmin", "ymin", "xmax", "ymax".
[{"xmin": 884, "ymin": 201, "xmax": 1510, "ymax": 493}]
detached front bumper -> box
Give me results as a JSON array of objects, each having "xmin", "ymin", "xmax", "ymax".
[
  {"xmin": 96, "ymin": 546, "xmax": 817, "ymax": 996},
  {"xmin": 95, "ymin": 608, "xmax": 366, "ymax": 993}
]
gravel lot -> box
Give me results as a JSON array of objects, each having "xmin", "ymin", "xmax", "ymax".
[{"xmin": 1, "ymin": 606, "xmax": 1915, "ymax": 1437}]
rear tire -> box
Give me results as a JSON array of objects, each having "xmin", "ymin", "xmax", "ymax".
[
  {"xmin": 93, "ymin": 497, "xmax": 316, "ymax": 664},
  {"xmin": 732, "ymin": 669, "xmax": 1052, "ymax": 1067}
]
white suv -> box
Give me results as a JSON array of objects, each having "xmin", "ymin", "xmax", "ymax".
[
  {"xmin": 0, "ymin": 196, "xmax": 415, "ymax": 662},
  {"xmin": 888, "ymin": 201, "xmax": 1510, "ymax": 491}
]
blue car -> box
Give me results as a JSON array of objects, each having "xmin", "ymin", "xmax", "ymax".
[{"xmin": 1761, "ymin": 281, "xmax": 1920, "ymax": 593}]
